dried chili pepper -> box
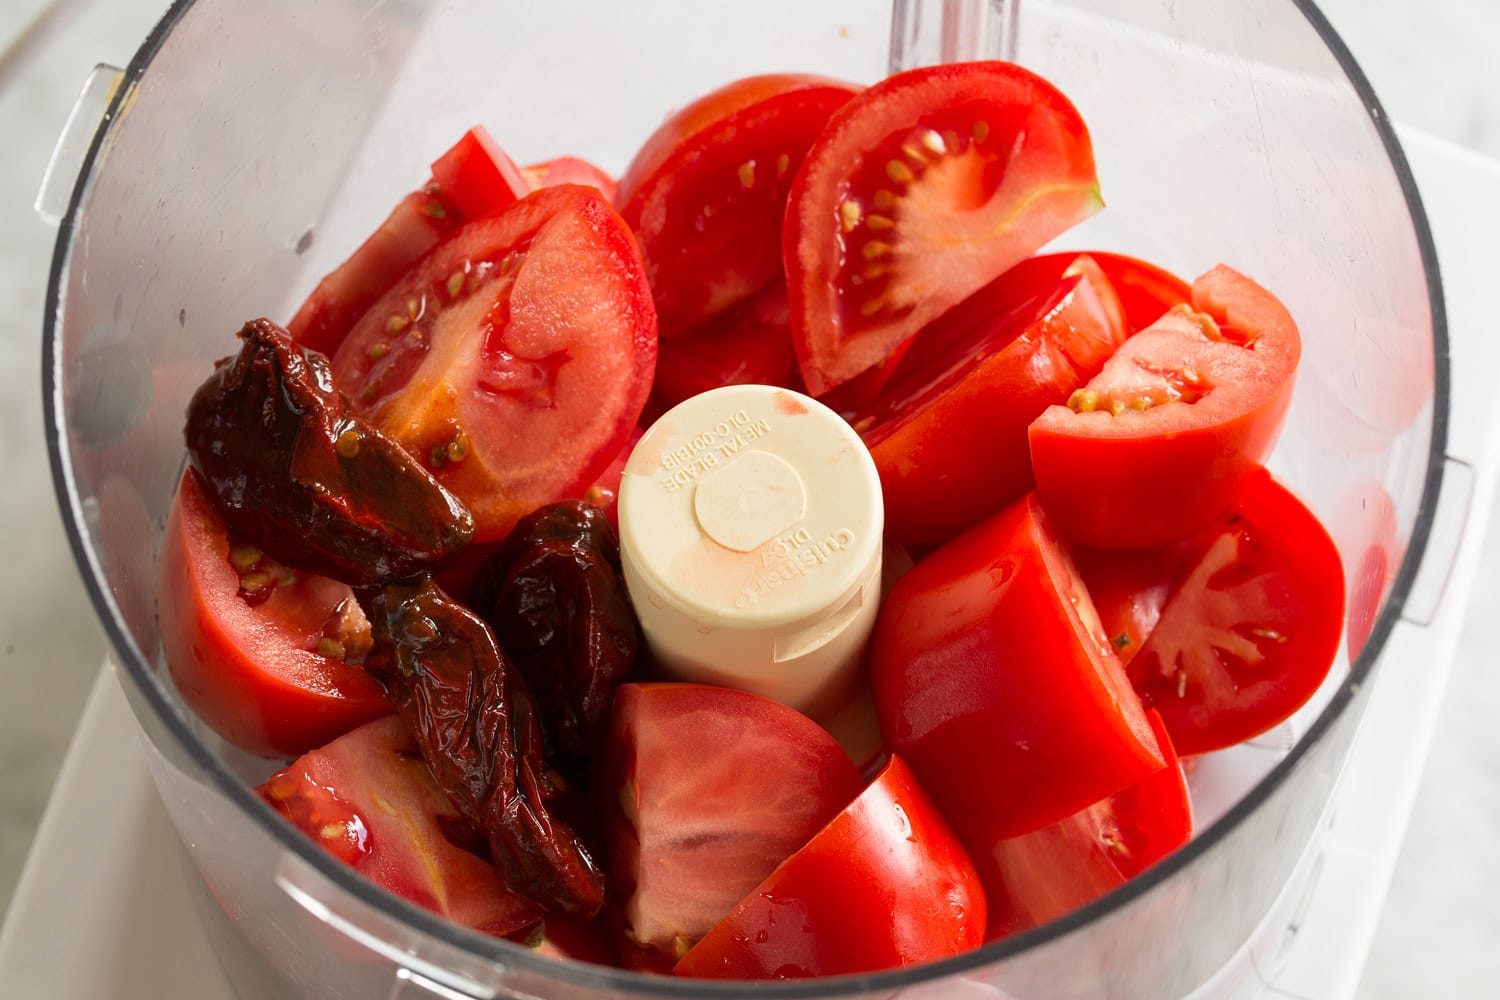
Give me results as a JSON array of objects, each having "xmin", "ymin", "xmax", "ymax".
[
  {"xmin": 363, "ymin": 575, "xmax": 606, "ymax": 918},
  {"xmin": 184, "ymin": 319, "xmax": 473, "ymax": 585},
  {"xmin": 476, "ymin": 500, "xmax": 638, "ymax": 774}
]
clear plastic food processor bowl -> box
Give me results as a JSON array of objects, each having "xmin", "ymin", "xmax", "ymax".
[{"xmin": 42, "ymin": 1, "xmax": 1446, "ymax": 997}]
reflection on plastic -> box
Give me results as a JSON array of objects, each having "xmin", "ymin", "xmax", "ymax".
[
  {"xmin": 36, "ymin": 63, "xmax": 122, "ymax": 225},
  {"xmin": 1401, "ymin": 455, "xmax": 1473, "ymax": 627}
]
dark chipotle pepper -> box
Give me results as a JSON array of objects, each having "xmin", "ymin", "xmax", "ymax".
[
  {"xmin": 184, "ymin": 318, "xmax": 473, "ymax": 584},
  {"xmin": 364, "ymin": 575, "xmax": 607, "ymax": 918},
  {"xmin": 477, "ymin": 501, "xmax": 638, "ymax": 774}
]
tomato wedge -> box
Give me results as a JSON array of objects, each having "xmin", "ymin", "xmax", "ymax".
[
  {"xmin": 522, "ymin": 157, "xmax": 618, "ymax": 202},
  {"xmin": 617, "ymin": 74, "xmax": 861, "ymax": 339},
  {"xmin": 1029, "ymin": 265, "xmax": 1301, "ymax": 549},
  {"xmin": 159, "ymin": 469, "xmax": 389, "ymax": 758},
  {"xmin": 1090, "ymin": 252, "xmax": 1191, "ymax": 333},
  {"xmin": 979, "ymin": 711, "xmax": 1191, "ymax": 941},
  {"xmin": 288, "ymin": 128, "xmax": 528, "ymax": 358},
  {"xmin": 785, "ymin": 61, "xmax": 1102, "ymax": 394},
  {"xmin": 331, "ymin": 185, "xmax": 656, "ymax": 543},
  {"xmin": 594, "ymin": 683, "xmax": 862, "ymax": 962},
  {"xmin": 675, "ymin": 756, "xmax": 985, "ymax": 979},
  {"xmin": 871, "ymin": 493, "xmax": 1165, "ymax": 844},
  {"xmin": 850, "ymin": 254, "xmax": 1127, "ymax": 545},
  {"xmin": 1074, "ymin": 542, "xmax": 1196, "ymax": 666},
  {"xmin": 260, "ymin": 716, "xmax": 541, "ymax": 936},
  {"xmin": 1127, "ymin": 469, "xmax": 1345, "ymax": 755}
]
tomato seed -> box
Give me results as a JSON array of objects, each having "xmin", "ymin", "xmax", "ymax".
[
  {"xmin": 229, "ymin": 544, "xmax": 262, "ymax": 572},
  {"xmin": 886, "ymin": 159, "xmax": 915, "ymax": 185},
  {"xmin": 446, "ymin": 271, "xmax": 465, "ymax": 298},
  {"xmin": 317, "ymin": 637, "xmax": 346, "ymax": 659},
  {"xmin": 335, "ymin": 429, "xmax": 361, "ymax": 459},
  {"xmin": 775, "ymin": 153, "xmax": 790, "ymax": 176},
  {"xmin": 920, "ymin": 128, "xmax": 947, "ymax": 155},
  {"xmin": 866, "ymin": 213, "xmax": 893, "ymax": 231},
  {"xmin": 737, "ymin": 161, "xmax": 756, "ymax": 189},
  {"xmin": 972, "ymin": 120, "xmax": 991, "ymax": 143},
  {"xmin": 385, "ymin": 315, "xmax": 408, "ymax": 335},
  {"xmin": 839, "ymin": 200, "xmax": 861, "ymax": 232},
  {"xmin": 862, "ymin": 240, "xmax": 892, "ymax": 260}
]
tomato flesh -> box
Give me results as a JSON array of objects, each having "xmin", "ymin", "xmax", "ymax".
[
  {"xmin": 522, "ymin": 157, "xmax": 618, "ymax": 202},
  {"xmin": 260, "ymin": 716, "xmax": 541, "ymax": 936},
  {"xmin": 1128, "ymin": 469, "xmax": 1345, "ymax": 755},
  {"xmin": 785, "ymin": 61, "xmax": 1102, "ymax": 394},
  {"xmin": 159, "ymin": 469, "xmax": 389, "ymax": 758},
  {"xmin": 851, "ymin": 253, "xmax": 1127, "ymax": 544},
  {"xmin": 675, "ymin": 756, "xmax": 985, "ymax": 979},
  {"xmin": 1029, "ymin": 265, "xmax": 1301, "ymax": 549},
  {"xmin": 1089, "ymin": 252, "xmax": 1191, "ymax": 333},
  {"xmin": 618, "ymin": 74, "xmax": 861, "ymax": 339},
  {"xmin": 331, "ymin": 185, "xmax": 656, "ymax": 543},
  {"xmin": 594, "ymin": 683, "xmax": 862, "ymax": 962},
  {"xmin": 979, "ymin": 711, "xmax": 1190, "ymax": 941},
  {"xmin": 872, "ymin": 493, "xmax": 1165, "ymax": 844}
]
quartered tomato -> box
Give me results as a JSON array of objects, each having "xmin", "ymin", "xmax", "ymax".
[
  {"xmin": 260, "ymin": 715, "xmax": 541, "ymax": 936},
  {"xmin": 331, "ymin": 185, "xmax": 656, "ymax": 543},
  {"xmin": 1090, "ymin": 252, "xmax": 1192, "ymax": 333},
  {"xmin": 1029, "ymin": 265, "xmax": 1301, "ymax": 549},
  {"xmin": 646, "ymin": 282, "xmax": 798, "ymax": 422},
  {"xmin": 593, "ymin": 683, "xmax": 862, "ymax": 962},
  {"xmin": 1127, "ymin": 469, "xmax": 1345, "ymax": 755},
  {"xmin": 850, "ymin": 254, "xmax": 1127, "ymax": 545},
  {"xmin": 1074, "ymin": 542, "xmax": 1196, "ymax": 666},
  {"xmin": 675, "ymin": 756, "xmax": 985, "ymax": 979},
  {"xmin": 159, "ymin": 469, "xmax": 389, "ymax": 758},
  {"xmin": 522, "ymin": 157, "xmax": 618, "ymax": 202},
  {"xmin": 871, "ymin": 493, "xmax": 1165, "ymax": 844},
  {"xmin": 980, "ymin": 711, "xmax": 1189, "ymax": 941},
  {"xmin": 785, "ymin": 61, "xmax": 1102, "ymax": 394},
  {"xmin": 288, "ymin": 128, "xmax": 528, "ymax": 358},
  {"xmin": 617, "ymin": 74, "xmax": 861, "ymax": 339}
]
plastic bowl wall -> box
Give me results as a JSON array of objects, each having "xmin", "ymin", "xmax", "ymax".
[{"xmin": 43, "ymin": 1, "xmax": 1445, "ymax": 997}]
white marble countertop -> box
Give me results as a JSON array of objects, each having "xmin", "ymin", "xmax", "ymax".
[{"xmin": 1, "ymin": 2, "xmax": 1495, "ymax": 997}]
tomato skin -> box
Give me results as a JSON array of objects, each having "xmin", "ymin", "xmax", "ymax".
[
  {"xmin": 1127, "ymin": 469, "xmax": 1346, "ymax": 755},
  {"xmin": 332, "ymin": 185, "xmax": 657, "ymax": 543},
  {"xmin": 428, "ymin": 126, "xmax": 529, "ymax": 219},
  {"xmin": 855, "ymin": 254, "xmax": 1127, "ymax": 545},
  {"xmin": 618, "ymin": 74, "xmax": 861, "ymax": 339},
  {"xmin": 785, "ymin": 61, "xmax": 1102, "ymax": 394},
  {"xmin": 979, "ymin": 711, "xmax": 1190, "ymax": 941},
  {"xmin": 675, "ymin": 756, "xmax": 986, "ymax": 979},
  {"xmin": 871, "ymin": 493, "xmax": 1164, "ymax": 844},
  {"xmin": 522, "ymin": 157, "xmax": 618, "ymax": 202},
  {"xmin": 1028, "ymin": 265, "xmax": 1300, "ymax": 549},
  {"xmin": 159, "ymin": 469, "xmax": 389, "ymax": 758},
  {"xmin": 260, "ymin": 716, "xmax": 541, "ymax": 936},
  {"xmin": 1075, "ymin": 542, "xmax": 1196, "ymax": 666},
  {"xmin": 594, "ymin": 683, "xmax": 863, "ymax": 962}
]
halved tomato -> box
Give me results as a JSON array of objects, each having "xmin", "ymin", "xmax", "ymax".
[
  {"xmin": 617, "ymin": 74, "xmax": 861, "ymax": 339},
  {"xmin": 159, "ymin": 469, "xmax": 389, "ymax": 758},
  {"xmin": 1127, "ymin": 468, "xmax": 1345, "ymax": 755},
  {"xmin": 645, "ymin": 282, "xmax": 798, "ymax": 422},
  {"xmin": 871, "ymin": 493, "xmax": 1165, "ymax": 844},
  {"xmin": 784, "ymin": 61, "xmax": 1102, "ymax": 394},
  {"xmin": 523, "ymin": 157, "xmax": 618, "ymax": 202},
  {"xmin": 675, "ymin": 756, "xmax": 985, "ymax": 979},
  {"xmin": 850, "ymin": 254, "xmax": 1127, "ymax": 545},
  {"xmin": 979, "ymin": 711, "xmax": 1191, "ymax": 941},
  {"xmin": 594, "ymin": 683, "xmax": 862, "ymax": 962},
  {"xmin": 330, "ymin": 185, "xmax": 656, "ymax": 543},
  {"xmin": 260, "ymin": 715, "xmax": 541, "ymax": 936},
  {"xmin": 1029, "ymin": 265, "xmax": 1301, "ymax": 549},
  {"xmin": 288, "ymin": 128, "xmax": 528, "ymax": 358}
]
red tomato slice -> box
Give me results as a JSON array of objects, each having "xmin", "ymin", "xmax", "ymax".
[
  {"xmin": 260, "ymin": 716, "xmax": 541, "ymax": 936},
  {"xmin": 1128, "ymin": 469, "xmax": 1346, "ymax": 755},
  {"xmin": 429, "ymin": 126, "xmax": 529, "ymax": 219},
  {"xmin": 1028, "ymin": 265, "xmax": 1301, "ymax": 549},
  {"xmin": 1089, "ymin": 252, "xmax": 1191, "ymax": 334},
  {"xmin": 288, "ymin": 129, "xmax": 530, "ymax": 358},
  {"xmin": 158, "ymin": 469, "xmax": 389, "ymax": 758},
  {"xmin": 331, "ymin": 185, "xmax": 657, "ymax": 543},
  {"xmin": 675, "ymin": 756, "xmax": 985, "ymax": 979},
  {"xmin": 851, "ymin": 254, "xmax": 1127, "ymax": 545},
  {"xmin": 871, "ymin": 493, "xmax": 1165, "ymax": 844},
  {"xmin": 593, "ymin": 683, "xmax": 862, "ymax": 962},
  {"xmin": 645, "ymin": 282, "xmax": 798, "ymax": 422},
  {"xmin": 785, "ymin": 61, "xmax": 1102, "ymax": 394},
  {"xmin": 979, "ymin": 711, "xmax": 1191, "ymax": 941},
  {"xmin": 522, "ymin": 157, "xmax": 618, "ymax": 202},
  {"xmin": 617, "ymin": 74, "xmax": 861, "ymax": 339}
]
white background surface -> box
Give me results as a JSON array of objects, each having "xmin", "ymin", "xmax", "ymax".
[{"xmin": 0, "ymin": 2, "xmax": 1496, "ymax": 997}]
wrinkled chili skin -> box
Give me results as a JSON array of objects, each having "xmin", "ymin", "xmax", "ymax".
[
  {"xmin": 363, "ymin": 575, "xmax": 607, "ymax": 918},
  {"xmin": 476, "ymin": 501, "xmax": 638, "ymax": 773},
  {"xmin": 184, "ymin": 318, "xmax": 473, "ymax": 585}
]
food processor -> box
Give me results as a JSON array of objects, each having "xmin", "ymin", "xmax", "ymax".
[{"xmin": 37, "ymin": 0, "xmax": 1453, "ymax": 996}]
